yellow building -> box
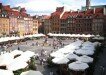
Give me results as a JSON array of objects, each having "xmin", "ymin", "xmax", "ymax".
[
  {"xmin": 0, "ymin": 14, "xmax": 9, "ymax": 36},
  {"xmin": 33, "ymin": 18, "xmax": 38, "ymax": 34},
  {"xmin": 28, "ymin": 17, "xmax": 33, "ymax": 34},
  {"xmin": 17, "ymin": 17, "xmax": 25, "ymax": 36}
]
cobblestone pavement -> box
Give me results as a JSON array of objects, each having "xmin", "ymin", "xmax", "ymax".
[{"xmin": 3, "ymin": 38, "xmax": 74, "ymax": 75}]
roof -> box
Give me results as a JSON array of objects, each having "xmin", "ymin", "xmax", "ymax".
[
  {"xmin": 51, "ymin": 11, "xmax": 63, "ymax": 17},
  {"xmin": 85, "ymin": 9, "xmax": 93, "ymax": 14},
  {"xmin": 70, "ymin": 11, "xmax": 78, "ymax": 16},
  {"xmin": 56, "ymin": 7, "xmax": 64, "ymax": 12},
  {"xmin": 12, "ymin": 11, "xmax": 20, "ymax": 17},
  {"xmin": 3, "ymin": 5, "xmax": 12, "ymax": 11},
  {"xmin": 95, "ymin": 8, "xmax": 103, "ymax": 14},
  {"xmin": 20, "ymin": 12, "xmax": 28, "ymax": 17},
  {"xmin": 20, "ymin": 8, "xmax": 26, "ymax": 13},
  {"xmin": 44, "ymin": 15, "xmax": 51, "ymax": 19},
  {"xmin": 61, "ymin": 11, "xmax": 70, "ymax": 19},
  {"xmin": 81, "ymin": 5, "xmax": 106, "ymax": 11},
  {"xmin": 51, "ymin": 7, "xmax": 64, "ymax": 17},
  {"xmin": 78, "ymin": 11, "xmax": 85, "ymax": 16}
]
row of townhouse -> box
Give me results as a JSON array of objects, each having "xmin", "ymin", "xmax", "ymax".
[
  {"xmin": 44, "ymin": 6, "xmax": 106, "ymax": 36},
  {"xmin": 0, "ymin": 3, "xmax": 38, "ymax": 37}
]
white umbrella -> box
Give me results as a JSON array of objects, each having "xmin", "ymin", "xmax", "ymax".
[
  {"xmin": 71, "ymin": 34, "xmax": 76, "ymax": 37},
  {"xmin": 19, "ymin": 36, "xmax": 25, "ymax": 39},
  {"xmin": 21, "ymin": 70, "xmax": 43, "ymax": 75},
  {"xmin": 68, "ymin": 61, "xmax": 89, "ymax": 71},
  {"xmin": 21, "ymin": 51, "xmax": 35, "ymax": 58},
  {"xmin": 81, "ymin": 34, "xmax": 86, "ymax": 37},
  {"xmin": 0, "ymin": 69, "xmax": 14, "ymax": 75},
  {"xmin": 76, "ymin": 55, "xmax": 93, "ymax": 63},
  {"xmin": 0, "ymin": 37, "xmax": 9, "ymax": 43},
  {"xmin": 7, "ymin": 60, "xmax": 28, "ymax": 71},
  {"xmin": 81, "ymin": 46, "xmax": 95, "ymax": 51},
  {"xmin": 64, "ymin": 44, "xmax": 80, "ymax": 50},
  {"xmin": 66, "ymin": 53, "xmax": 79, "ymax": 60},
  {"xmin": 93, "ymin": 42, "xmax": 101, "ymax": 47},
  {"xmin": 32, "ymin": 34, "xmax": 45, "ymax": 37},
  {"xmin": 93, "ymin": 36, "xmax": 104, "ymax": 40},
  {"xmin": 52, "ymin": 57, "xmax": 69, "ymax": 64},
  {"xmin": 84, "ymin": 34, "xmax": 93, "ymax": 38},
  {"xmin": 10, "ymin": 50, "xmax": 23, "ymax": 56},
  {"xmin": 50, "ymin": 51, "xmax": 65, "ymax": 58},
  {"xmin": 0, "ymin": 53, "xmax": 14, "ymax": 66},
  {"xmin": 82, "ymin": 41, "xmax": 93, "ymax": 46},
  {"xmin": 58, "ymin": 48, "xmax": 75, "ymax": 54},
  {"xmin": 14, "ymin": 55, "xmax": 30, "ymax": 62},
  {"xmin": 74, "ymin": 49, "xmax": 94, "ymax": 55}
]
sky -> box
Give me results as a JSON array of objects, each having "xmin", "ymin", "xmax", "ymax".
[{"xmin": 0, "ymin": 0, "xmax": 106, "ymax": 15}]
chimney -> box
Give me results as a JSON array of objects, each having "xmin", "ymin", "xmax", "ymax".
[
  {"xmin": 56, "ymin": 6, "xmax": 64, "ymax": 12},
  {"xmin": 77, "ymin": 9, "xmax": 80, "ymax": 13},
  {"xmin": 93, "ymin": 8, "xmax": 95, "ymax": 14},
  {"xmin": 103, "ymin": 7, "xmax": 106, "ymax": 15},
  {"xmin": 86, "ymin": 0, "xmax": 91, "ymax": 10},
  {"xmin": 20, "ymin": 8, "xmax": 26, "ymax": 13}
]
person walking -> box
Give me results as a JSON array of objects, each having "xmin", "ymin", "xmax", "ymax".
[{"xmin": 17, "ymin": 46, "xmax": 20, "ymax": 50}]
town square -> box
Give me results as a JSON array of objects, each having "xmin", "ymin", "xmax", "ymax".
[{"xmin": 0, "ymin": 0, "xmax": 106, "ymax": 75}]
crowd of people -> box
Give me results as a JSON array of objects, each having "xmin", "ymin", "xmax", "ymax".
[{"xmin": 0, "ymin": 37, "xmax": 73, "ymax": 75}]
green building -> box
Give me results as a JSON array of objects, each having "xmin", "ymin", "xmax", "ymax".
[{"xmin": 81, "ymin": 5, "xmax": 106, "ymax": 11}]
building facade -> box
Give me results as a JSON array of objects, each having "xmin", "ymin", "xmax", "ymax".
[
  {"xmin": 33, "ymin": 17, "xmax": 38, "ymax": 34},
  {"xmin": 0, "ymin": 2, "xmax": 106, "ymax": 36},
  {"xmin": 44, "ymin": 16, "xmax": 51, "ymax": 34},
  {"xmin": 17, "ymin": 16, "xmax": 25, "ymax": 36},
  {"xmin": 67, "ymin": 11, "xmax": 78, "ymax": 34},
  {"xmin": 92, "ymin": 8, "xmax": 105, "ymax": 36},
  {"xmin": 0, "ymin": 13, "xmax": 9, "ymax": 36},
  {"xmin": 49, "ymin": 6, "xmax": 106, "ymax": 36},
  {"xmin": 51, "ymin": 7, "xmax": 64, "ymax": 33}
]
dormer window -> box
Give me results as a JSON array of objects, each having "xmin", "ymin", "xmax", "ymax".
[
  {"xmin": 2, "ymin": 14, "xmax": 4, "ymax": 17},
  {"xmin": 18, "ymin": 16, "xmax": 20, "ymax": 18},
  {"xmin": 5, "ymin": 15, "xmax": 7, "ymax": 17}
]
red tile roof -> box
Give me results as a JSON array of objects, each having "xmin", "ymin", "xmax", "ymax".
[
  {"xmin": 51, "ymin": 12, "xmax": 62, "ymax": 17},
  {"xmin": 95, "ymin": 8, "xmax": 103, "ymax": 14},
  {"xmin": 70, "ymin": 11, "xmax": 78, "ymax": 16},
  {"xmin": 3, "ymin": 5, "xmax": 12, "ymax": 11},
  {"xmin": 13, "ymin": 11, "xmax": 20, "ymax": 17},
  {"xmin": 20, "ymin": 12, "xmax": 28, "ymax": 17},
  {"xmin": 85, "ymin": 9, "xmax": 93, "ymax": 14},
  {"xmin": 44, "ymin": 15, "xmax": 51, "ymax": 19},
  {"xmin": 61, "ymin": 11, "xmax": 70, "ymax": 19},
  {"xmin": 51, "ymin": 7, "xmax": 64, "ymax": 17},
  {"xmin": 6, "ymin": 10, "xmax": 19, "ymax": 17},
  {"xmin": 78, "ymin": 11, "xmax": 85, "ymax": 16},
  {"xmin": 61, "ymin": 11, "xmax": 79, "ymax": 19}
]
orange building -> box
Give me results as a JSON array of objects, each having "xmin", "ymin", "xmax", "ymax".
[
  {"xmin": 0, "ymin": 13, "xmax": 9, "ymax": 36},
  {"xmin": 3, "ymin": 5, "xmax": 18, "ymax": 36},
  {"xmin": 51, "ymin": 7, "xmax": 64, "ymax": 33}
]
